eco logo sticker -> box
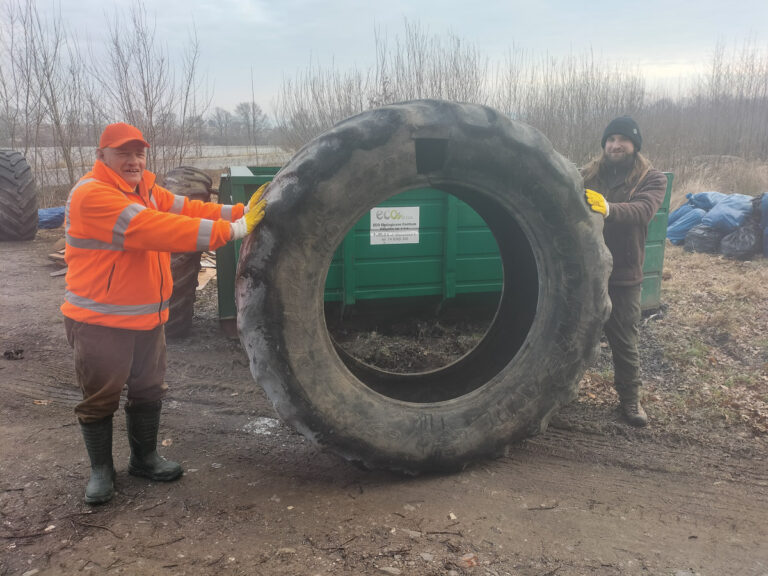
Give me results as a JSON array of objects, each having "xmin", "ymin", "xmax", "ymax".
[{"xmin": 370, "ymin": 206, "xmax": 420, "ymax": 245}]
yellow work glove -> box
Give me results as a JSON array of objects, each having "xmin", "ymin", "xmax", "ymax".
[
  {"xmin": 231, "ymin": 186, "xmax": 267, "ymax": 240},
  {"xmin": 585, "ymin": 189, "xmax": 609, "ymax": 218},
  {"xmin": 244, "ymin": 182, "xmax": 269, "ymax": 213}
]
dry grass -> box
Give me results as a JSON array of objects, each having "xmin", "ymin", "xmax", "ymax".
[
  {"xmin": 581, "ymin": 245, "xmax": 768, "ymax": 436},
  {"xmin": 668, "ymin": 156, "xmax": 768, "ymax": 210}
]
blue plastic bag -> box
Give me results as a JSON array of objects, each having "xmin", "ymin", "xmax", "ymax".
[
  {"xmin": 686, "ymin": 191, "xmax": 728, "ymax": 211},
  {"xmin": 38, "ymin": 206, "xmax": 65, "ymax": 229},
  {"xmin": 700, "ymin": 194, "xmax": 754, "ymax": 232},
  {"xmin": 668, "ymin": 203, "xmax": 695, "ymax": 226},
  {"xmin": 667, "ymin": 207, "xmax": 706, "ymax": 245}
]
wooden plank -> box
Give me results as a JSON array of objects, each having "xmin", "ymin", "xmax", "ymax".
[{"xmin": 196, "ymin": 267, "xmax": 216, "ymax": 291}]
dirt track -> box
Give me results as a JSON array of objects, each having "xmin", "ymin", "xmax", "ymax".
[{"xmin": 2, "ymin": 229, "xmax": 767, "ymax": 576}]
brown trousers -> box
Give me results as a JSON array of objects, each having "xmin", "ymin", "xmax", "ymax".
[
  {"xmin": 604, "ymin": 284, "xmax": 642, "ymax": 390},
  {"xmin": 65, "ymin": 318, "xmax": 167, "ymax": 423}
]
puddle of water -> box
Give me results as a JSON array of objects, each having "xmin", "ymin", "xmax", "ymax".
[{"xmin": 242, "ymin": 417, "xmax": 281, "ymax": 435}]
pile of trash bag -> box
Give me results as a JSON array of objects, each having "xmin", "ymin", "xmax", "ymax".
[
  {"xmin": 38, "ymin": 206, "xmax": 65, "ymax": 229},
  {"xmin": 667, "ymin": 191, "xmax": 766, "ymax": 260}
]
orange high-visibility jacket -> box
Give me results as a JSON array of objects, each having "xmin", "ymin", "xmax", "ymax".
[{"xmin": 61, "ymin": 160, "xmax": 244, "ymax": 330}]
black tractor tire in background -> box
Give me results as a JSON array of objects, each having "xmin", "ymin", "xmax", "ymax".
[
  {"xmin": 163, "ymin": 166, "xmax": 213, "ymax": 338},
  {"xmin": 168, "ymin": 252, "xmax": 203, "ymax": 338},
  {"xmin": 236, "ymin": 99, "xmax": 612, "ymax": 472},
  {"xmin": 163, "ymin": 165, "xmax": 214, "ymax": 199},
  {"xmin": 0, "ymin": 149, "xmax": 37, "ymax": 241}
]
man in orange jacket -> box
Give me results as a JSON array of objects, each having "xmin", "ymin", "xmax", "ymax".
[{"xmin": 63, "ymin": 122, "xmax": 267, "ymax": 504}]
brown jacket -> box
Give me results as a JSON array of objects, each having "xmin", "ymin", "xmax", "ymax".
[{"xmin": 582, "ymin": 154, "xmax": 667, "ymax": 286}]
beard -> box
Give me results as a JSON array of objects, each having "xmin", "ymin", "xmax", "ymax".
[
  {"xmin": 604, "ymin": 151, "xmax": 634, "ymax": 168},
  {"xmin": 602, "ymin": 152, "xmax": 635, "ymax": 180},
  {"xmin": 599, "ymin": 152, "xmax": 635, "ymax": 187}
]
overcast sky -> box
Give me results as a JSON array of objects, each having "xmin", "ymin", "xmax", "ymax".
[{"xmin": 51, "ymin": 0, "xmax": 768, "ymax": 114}]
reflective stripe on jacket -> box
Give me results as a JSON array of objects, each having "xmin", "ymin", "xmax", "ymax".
[{"xmin": 62, "ymin": 160, "xmax": 244, "ymax": 330}]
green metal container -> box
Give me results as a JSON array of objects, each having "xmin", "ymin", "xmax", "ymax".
[
  {"xmin": 216, "ymin": 166, "xmax": 280, "ymax": 329},
  {"xmin": 639, "ymin": 172, "xmax": 674, "ymax": 311},
  {"xmin": 324, "ymin": 188, "xmax": 502, "ymax": 305},
  {"xmin": 216, "ymin": 167, "xmax": 673, "ymax": 323}
]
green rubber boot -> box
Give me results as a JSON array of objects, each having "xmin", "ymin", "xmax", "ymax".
[
  {"xmin": 80, "ymin": 416, "xmax": 116, "ymax": 504},
  {"xmin": 125, "ymin": 401, "xmax": 183, "ymax": 481}
]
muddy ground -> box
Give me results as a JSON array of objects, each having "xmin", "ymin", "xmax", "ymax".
[{"xmin": 1, "ymin": 228, "xmax": 767, "ymax": 576}]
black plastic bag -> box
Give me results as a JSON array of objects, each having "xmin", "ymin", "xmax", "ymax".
[
  {"xmin": 721, "ymin": 218, "xmax": 763, "ymax": 260},
  {"xmin": 683, "ymin": 224, "xmax": 725, "ymax": 254}
]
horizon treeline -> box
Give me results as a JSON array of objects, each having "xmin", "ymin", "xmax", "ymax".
[
  {"xmin": 2, "ymin": 2, "xmax": 766, "ymax": 192},
  {"xmin": 0, "ymin": 0, "xmax": 273, "ymax": 185},
  {"xmin": 276, "ymin": 22, "xmax": 768, "ymax": 175}
]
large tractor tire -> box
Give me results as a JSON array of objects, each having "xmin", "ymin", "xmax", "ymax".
[
  {"xmin": 236, "ymin": 99, "xmax": 612, "ymax": 472},
  {"xmin": 163, "ymin": 166, "xmax": 213, "ymax": 338},
  {"xmin": 0, "ymin": 149, "xmax": 37, "ymax": 241}
]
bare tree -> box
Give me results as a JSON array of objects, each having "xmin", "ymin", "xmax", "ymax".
[
  {"xmin": 373, "ymin": 20, "xmax": 489, "ymax": 105},
  {"xmin": 0, "ymin": 0, "xmax": 44, "ymax": 153},
  {"xmin": 90, "ymin": 2, "xmax": 208, "ymax": 174},
  {"xmin": 208, "ymin": 107, "xmax": 234, "ymax": 145},
  {"xmin": 235, "ymin": 100, "xmax": 269, "ymax": 146},
  {"xmin": 171, "ymin": 26, "xmax": 211, "ymax": 167},
  {"xmin": 275, "ymin": 20, "xmax": 490, "ymax": 149},
  {"xmin": 26, "ymin": 0, "xmax": 89, "ymax": 186}
]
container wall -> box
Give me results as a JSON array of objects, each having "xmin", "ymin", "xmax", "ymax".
[
  {"xmin": 640, "ymin": 172, "xmax": 674, "ymax": 311},
  {"xmin": 217, "ymin": 167, "xmax": 673, "ymax": 321}
]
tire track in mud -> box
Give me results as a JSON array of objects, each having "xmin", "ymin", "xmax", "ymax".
[
  {"xmin": 2, "ymin": 352, "xmax": 80, "ymax": 407},
  {"xmin": 488, "ymin": 444, "xmax": 768, "ymax": 574},
  {"xmin": 4, "ymin": 377, "xmax": 80, "ymax": 406},
  {"xmin": 526, "ymin": 425, "xmax": 768, "ymax": 487}
]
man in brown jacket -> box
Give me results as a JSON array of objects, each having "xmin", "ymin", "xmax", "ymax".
[{"xmin": 582, "ymin": 116, "xmax": 667, "ymax": 426}]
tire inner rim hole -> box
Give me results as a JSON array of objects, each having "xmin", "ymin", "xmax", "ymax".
[{"xmin": 324, "ymin": 186, "xmax": 539, "ymax": 403}]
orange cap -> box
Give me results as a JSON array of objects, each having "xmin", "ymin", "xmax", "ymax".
[{"xmin": 99, "ymin": 122, "xmax": 150, "ymax": 149}]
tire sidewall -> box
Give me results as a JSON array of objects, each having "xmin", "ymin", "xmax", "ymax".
[{"xmin": 237, "ymin": 100, "xmax": 610, "ymax": 470}]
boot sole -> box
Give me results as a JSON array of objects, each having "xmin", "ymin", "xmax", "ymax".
[
  {"xmin": 85, "ymin": 469, "xmax": 116, "ymax": 504},
  {"xmin": 129, "ymin": 466, "xmax": 183, "ymax": 482},
  {"xmin": 85, "ymin": 492, "xmax": 114, "ymax": 505},
  {"xmin": 85, "ymin": 481, "xmax": 114, "ymax": 505},
  {"xmin": 624, "ymin": 419, "xmax": 649, "ymax": 427}
]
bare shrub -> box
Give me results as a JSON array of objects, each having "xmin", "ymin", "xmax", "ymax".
[
  {"xmin": 0, "ymin": 0, "xmax": 211, "ymax": 198},
  {"xmin": 275, "ymin": 21, "xmax": 490, "ymax": 149},
  {"xmin": 0, "ymin": 0, "xmax": 44, "ymax": 153},
  {"xmin": 491, "ymin": 50, "xmax": 646, "ymax": 165},
  {"xmin": 0, "ymin": 0, "xmax": 88, "ymax": 205},
  {"xmin": 275, "ymin": 22, "xmax": 768, "ymax": 189},
  {"xmin": 669, "ymin": 157, "xmax": 768, "ymax": 208},
  {"xmin": 91, "ymin": 4, "xmax": 209, "ymax": 174},
  {"xmin": 3, "ymin": 11, "xmax": 767, "ymax": 196}
]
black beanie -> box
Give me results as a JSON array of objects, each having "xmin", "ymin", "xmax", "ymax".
[{"xmin": 601, "ymin": 116, "xmax": 642, "ymax": 151}]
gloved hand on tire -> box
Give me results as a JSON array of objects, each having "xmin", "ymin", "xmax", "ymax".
[
  {"xmin": 244, "ymin": 182, "xmax": 269, "ymax": 213},
  {"xmin": 231, "ymin": 182, "xmax": 268, "ymax": 239},
  {"xmin": 585, "ymin": 189, "xmax": 609, "ymax": 218}
]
